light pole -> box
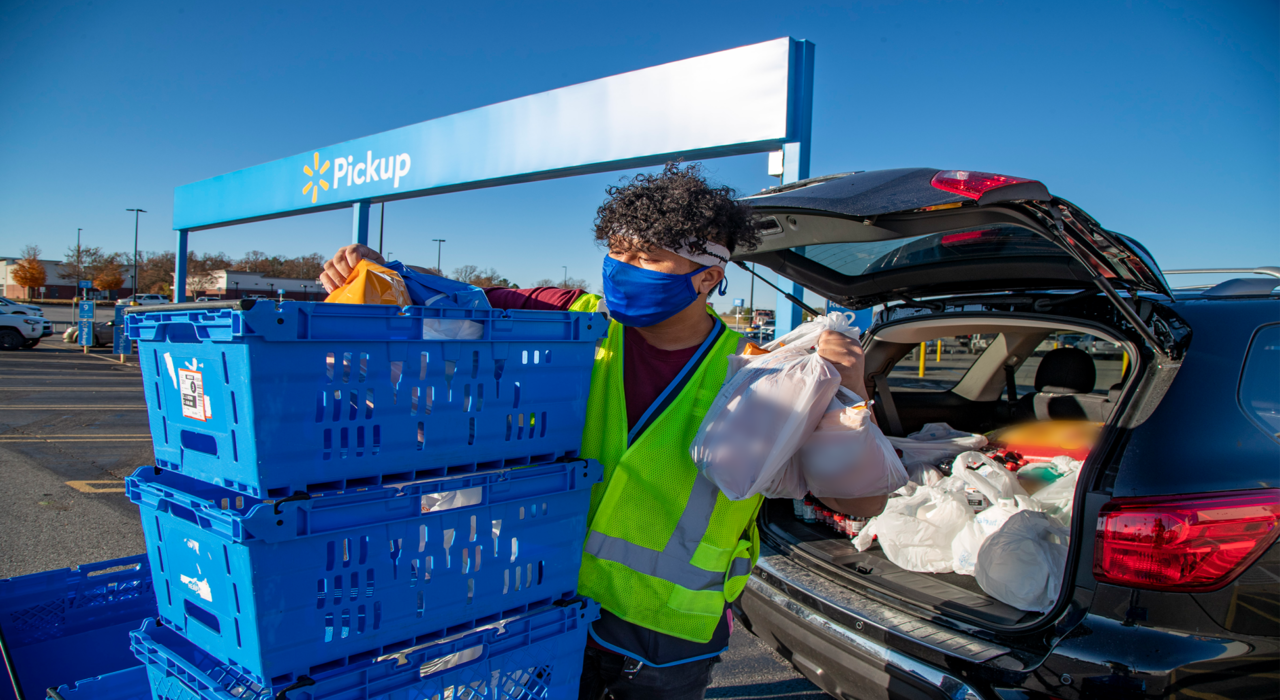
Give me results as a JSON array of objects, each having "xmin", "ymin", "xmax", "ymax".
[
  {"xmin": 76, "ymin": 228, "xmax": 83, "ymax": 300},
  {"xmin": 562, "ymin": 266, "xmax": 568, "ymax": 287},
  {"xmin": 432, "ymin": 239, "xmax": 445, "ymax": 274},
  {"xmin": 126, "ymin": 209, "xmax": 146, "ymax": 302},
  {"xmin": 233, "ymin": 281, "xmax": 239, "ymax": 299}
]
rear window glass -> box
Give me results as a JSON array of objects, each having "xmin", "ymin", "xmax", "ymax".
[
  {"xmin": 799, "ymin": 225, "xmax": 1067, "ymax": 278},
  {"xmin": 889, "ymin": 336, "xmax": 984, "ymax": 393},
  {"xmin": 1013, "ymin": 331, "xmax": 1127, "ymax": 395},
  {"xmin": 1239, "ymin": 324, "xmax": 1280, "ymax": 443}
]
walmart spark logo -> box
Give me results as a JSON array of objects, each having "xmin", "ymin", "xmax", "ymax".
[{"xmin": 302, "ymin": 152, "xmax": 330, "ymax": 204}]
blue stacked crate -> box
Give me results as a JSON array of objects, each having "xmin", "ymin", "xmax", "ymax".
[{"xmin": 122, "ymin": 300, "xmax": 608, "ymax": 698}]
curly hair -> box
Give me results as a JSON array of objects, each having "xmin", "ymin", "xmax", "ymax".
[{"xmin": 593, "ymin": 162, "xmax": 761, "ymax": 258}]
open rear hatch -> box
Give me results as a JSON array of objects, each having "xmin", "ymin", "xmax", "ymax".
[{"xmin": 737, "ymin": 168, "xmax": 1173, "ymax": 351}]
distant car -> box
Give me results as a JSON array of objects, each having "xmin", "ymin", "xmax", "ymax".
[
  {"xmin": 0, "ymin": 296, "xmax": 43, "ymax": 316},
  {"xmin": 195, "ymin": 296, "xmax": 221, "ymax": 302},
  {"xmin": 116, "ymin": 294, "xmax": 168, "ymax": 306},
  {"xmin": 0, "ymin": 313, "xmax": 52, "ymax": 350},
  {"xmin": 62, "ymin": 321, "xmax": 114, "ymax": 347},
  {"xmin": 243, "ymin": 294, "xmax": 271, "ymax": 300}
]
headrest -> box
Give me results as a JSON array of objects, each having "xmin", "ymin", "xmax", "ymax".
[{"xmin": 1035, "ymin": 347, "xmax": 1096, "ymax": 394}]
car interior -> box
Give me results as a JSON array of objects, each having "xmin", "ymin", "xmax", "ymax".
[{"xmin": 762, "ymin": 312, "xmax": 1138, "ymax": 628}]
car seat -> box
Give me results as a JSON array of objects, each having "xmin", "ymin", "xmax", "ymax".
[{"xmin": 1013, "ymin": 348, "xmax": 1111, "ymax": 422}]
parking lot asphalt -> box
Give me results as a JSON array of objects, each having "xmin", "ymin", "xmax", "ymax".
[{"xmin": 0, "ymin": 338, "xmax": 823, "ymax": 699}]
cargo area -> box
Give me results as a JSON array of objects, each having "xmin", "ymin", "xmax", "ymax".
[{"xmin": 759, "ymin": 312, "xmax": 1140, "ymax": 629}]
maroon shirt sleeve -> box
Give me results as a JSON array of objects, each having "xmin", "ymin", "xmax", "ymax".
[{"xmin": 484, "ymin": 287, "xmax": 586, "ymax": 311}]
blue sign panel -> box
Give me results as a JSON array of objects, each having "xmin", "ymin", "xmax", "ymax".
[
  {"xmin": 174, "ymin": 38, "xmax": 810, "ymax": 231},
  {"xmin": 733, "ymin": 298, "xmax": 745, "ymax": 307},
  {"xmin": 826, "ymin": 301, "xmax": 874, "ymax": 335},
  {"xmin": 112, "ymin": 305, "xmax": 129, "ymax": 355},
  {"xmin": 78, "ymin": 301, "xmax": 95, "ymax": 347},
  {"xmin": 78, "ymin": 280, "xmax": 92, "ymax": 289}
]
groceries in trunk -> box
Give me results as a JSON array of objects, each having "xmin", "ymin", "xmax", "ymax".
[{"xmin": 795, "ymin": 418, "xmax": 1099, "ymax": 612}]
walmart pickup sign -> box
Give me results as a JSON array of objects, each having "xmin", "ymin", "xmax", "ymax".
[{"xmin": 173, "ymin": 38, "xmax": 812, "ymax": 231}]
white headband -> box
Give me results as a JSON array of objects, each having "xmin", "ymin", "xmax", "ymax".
[{"xmin": 670, "ymin": 239, "xmax": 730, "ymax": 268}]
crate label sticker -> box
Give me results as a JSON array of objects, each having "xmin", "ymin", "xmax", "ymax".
[{"xmin": 179, "ymin": 369, "xmax": 208, "ymax": 422}]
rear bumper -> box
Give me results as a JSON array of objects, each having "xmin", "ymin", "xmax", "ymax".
[{"xmin": 740, "ymin": 552, "xmax": 998, "ymax": 700}]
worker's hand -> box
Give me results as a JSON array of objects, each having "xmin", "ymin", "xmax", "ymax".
[
  {"xmin": 320, "ymin": 244, "xmax": 385, "ymax": 293},
  {"xmin": 817, "ymin": 330, "xmax": 868, "ymax": 400}
]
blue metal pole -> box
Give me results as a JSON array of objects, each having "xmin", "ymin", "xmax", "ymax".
[
  {"xmin": 775, "ymin": 40, "xmax": 815, "ymax": 336},
  {"xmin": 174, "ymin": 229, "xmax": 189, "ymax": 303},
  {"xmin": 352, "ymin": 202, "xmax": 370, "ymax": 246}
]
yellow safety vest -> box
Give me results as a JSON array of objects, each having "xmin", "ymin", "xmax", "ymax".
[{"xmin": 568, "ymin": 294, "xmax": 762, "ymax": 643}]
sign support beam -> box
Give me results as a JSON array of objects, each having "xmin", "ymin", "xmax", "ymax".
[
  {"xmin": 352, "ymin": 202, "xmax": 370, "ymax": 246},
  {"xmin": 173, "ymin": 229, "xmax": 189, "ymax": 303},
  {"xmin": 774, "ymin": 39, "xmax": 815, "ymax": 336}
]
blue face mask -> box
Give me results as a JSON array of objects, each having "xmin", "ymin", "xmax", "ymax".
[{"xmin": 601, "ymin": 255, "xmax": 712, "ymax": 327}]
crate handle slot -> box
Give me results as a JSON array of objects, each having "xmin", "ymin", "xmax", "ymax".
[
  {"xmin": 159, "ymin": 322, "xmax": 203, "ymax": 343},
  {"xmin": 183, "ymin": 599, "xmax": 221, "ymax": 633},
  {"xmin": 179, "ymin": 430, "xmax": 218, "ymax": 456}
]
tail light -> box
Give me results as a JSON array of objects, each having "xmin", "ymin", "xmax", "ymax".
[
  {"xmin": 938, "ymin": 230, "xmax": 991, "ymax": 246},
  {"xmin": 931, "ymin": 170, "xmax": 1037, "ymax": 199},
  {"xmin": 1094, "ymin": 489, "xmax": 1280, "ymax": 592}
]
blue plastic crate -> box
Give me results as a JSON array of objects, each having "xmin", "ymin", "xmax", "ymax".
[
  {"xmin": 126, "ymin": 460, "xmax": 600, "ymax": 686},
  {"xmin": 48, "ymin": 667, "xmax": 151, "ymax": 700},
  {"xmin": 0, "ymin": 556, "xmax": 156, "ymax": 700},
  {"xmin": 132, "ymin": 600, "xmax": 597, "ymax": 700},
  {"xmin": 126, "ymin": 301, "xmax": 608, "ymax": 497}
]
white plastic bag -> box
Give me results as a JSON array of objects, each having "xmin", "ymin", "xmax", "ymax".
[
  {"xmin": 1029, "ymin": 457, "xmax": 1082, "ymax": 527},
  {"xmin": 954, "ymin": 451, "xmax": 1028, "ymax": 512},
  {"xmin": 950, "ymin": 495, "xmax": 1046, "ymax": 575},
  {"xmin": 760, "ymin": 454, "xmax": 809, "ymax": 500},
  {"xmin": 692, "ymin": 313, "xmax": 856, "ymax": 501},
  {"xmin": 799, "ymin": 389, "xmax": 908, "ymax": 498},
  {"xmin": 422, "ymin": 318, "xmax": 484, "ymax": 340},
  {"xmin": 887, "ymin": 423, "xmax": 988, "ymax": 467},
  {"xmin": 976, "ymin": 511, "xmax": 1069, "ymax": 612},
  {"xmin": 853, "ymin": 484, "xmax": 971, "ymax": 573}
]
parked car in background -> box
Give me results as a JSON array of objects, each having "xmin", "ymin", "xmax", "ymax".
[
  {"xmin": 116, "ymin": 294, "xmax": 168, "ymax": 306},
  {"xmin": 0, "ymin": 296, "xmax": 44, "ymax": 316},
  {"xmin": 0, "ymin": 312, "xmax": 52, "ymax": 349},
  {"xmin": 732, "ymin": 168, "xmax": 1280, "ymax": 700},
  {"xmin": 62, "ymin": 322, "xmax": 115, "ymax": 347},
  {"xmin": 195, "ymin": 296, "xmax": 221, "ymax": 302}
]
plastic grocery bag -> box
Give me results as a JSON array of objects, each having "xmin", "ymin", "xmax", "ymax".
[
  {"xmin": 1028, "ymin": 457, "xmax": 1083, "ymax": 527},
  {"xmin": 691, "ymin": 348, "xmax": 842, "ymax": 500},
  {"xmin": 853, "ymin": 483, "xmax": 972, "ymax": 573},
  {"xmin": 760, "ymin": 455, "xmax": 809, "ymax": 500},
  {"xmin": 325, "ymin": 259, "xmax": 413, "ymax": 306},
  {"xmin": 382, "ymin": 261, "xmax": 491, "ymax": 310},
  {"xmin": 976, "ymin": 511, "xmax": 1069, "ymax": 612},
  {"xmin": 951, "ymin": 495, "xmax": 1046, "ymax": 575},
  {"xmin": 887, "ymin": 423, "xmax": 988, "ymax": 467},
  {"xmin": 692, "ymin": 313, "xmax": 860, "ymax": 501},
  {"xmin": 799, "ymin": 388, "xmax": 908, "ymax": 498}
]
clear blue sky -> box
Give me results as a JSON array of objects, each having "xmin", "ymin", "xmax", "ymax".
[{"xmin": 1, "ymin": 0, "xmax": 1276, "ymax": 306}]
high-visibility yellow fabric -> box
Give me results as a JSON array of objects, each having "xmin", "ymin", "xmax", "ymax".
[{"xmin": 575, "ymin": 300, "xmax": 762, "ymax": 643}]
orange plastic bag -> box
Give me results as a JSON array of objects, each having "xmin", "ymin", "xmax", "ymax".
[{"xmin": 325, "ymin": 259, "xmax": 412, "ymax": 306}]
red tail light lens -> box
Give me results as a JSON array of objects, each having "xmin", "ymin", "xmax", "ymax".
[
  {"xmin": 931, "ymin": 170, "xmax": 1036, "ymax": 199},
  {"xmin": 1094, "ymin": 489, "xmax": 1280, "ymax": 592}
]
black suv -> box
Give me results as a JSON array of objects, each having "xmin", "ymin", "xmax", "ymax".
[{"xmin": 729, "ymin": 169, "xmax": 1280, "ymax": 699}]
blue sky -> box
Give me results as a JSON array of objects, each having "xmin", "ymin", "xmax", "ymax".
[{"xmin": 1, "ymin": 0, "xmax": 1276, "ymax": 307}]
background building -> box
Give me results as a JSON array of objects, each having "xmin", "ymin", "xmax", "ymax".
[
  {"xmin": 186, "ymin": 269, "xmax": 323, "ymax": 300},
  {"xmin": 0, "ymin": 256, "xmax": 135, "ymax": 300}
]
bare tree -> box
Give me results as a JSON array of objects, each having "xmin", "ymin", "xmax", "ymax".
[{"xmin": 531, "ymin": 276, "xmax": 594, "ymax": 292}]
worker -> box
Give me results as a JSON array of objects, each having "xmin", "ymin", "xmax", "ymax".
[{"xmin": 319, "ymin": 162, "xmax": 872, "ymax": 700}]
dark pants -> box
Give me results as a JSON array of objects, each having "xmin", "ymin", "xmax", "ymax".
[{"xmin": 578, "ymin": 647, "xmax": 719, "ymax": 700}]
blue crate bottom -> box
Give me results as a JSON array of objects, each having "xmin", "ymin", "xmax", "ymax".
[
  {"xmin": 132, "ymin": 600, "xmax": 599, "ymax": 700},
  {"xmin": 50, "ymin": 667, "xmax": 151, "ymax": 700}
]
